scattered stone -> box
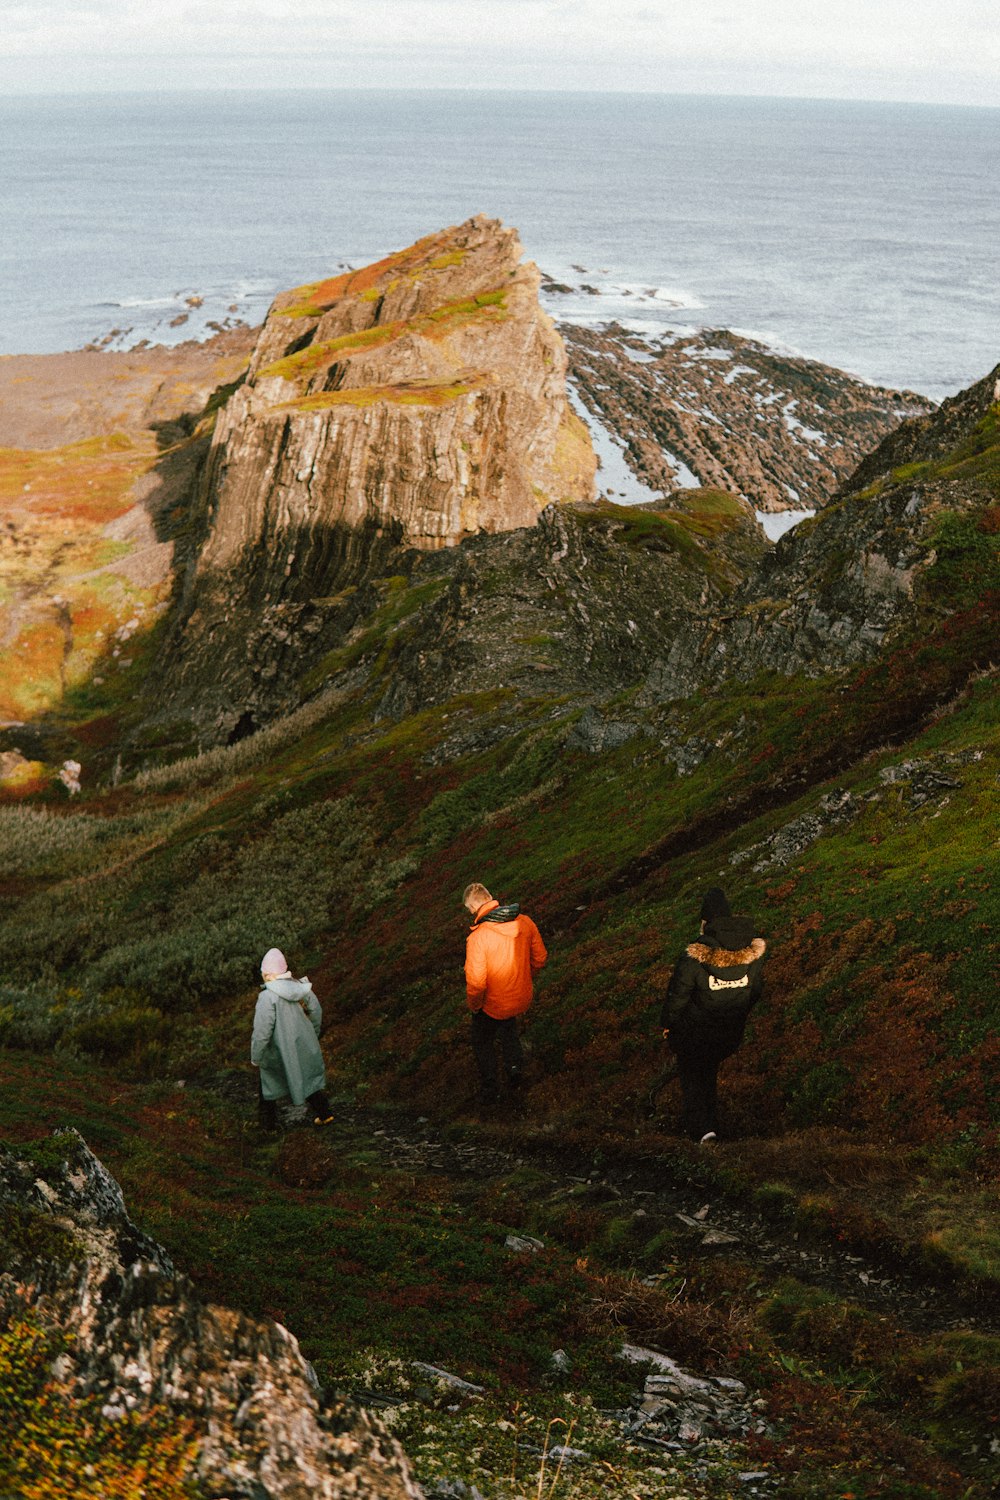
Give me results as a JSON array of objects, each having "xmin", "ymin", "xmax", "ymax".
[
  {"xmin": 878, "ymin": 757, "xmax": 962, "ymax": 806},
  {"xmin": 701, "ymin": 1229, "xmax": 742, "ymax": 1247},
  {"xmin": 731, "ymin": 788, "xmax": 858, "ymax": 872},
  {"xmin": 617, "ymin": 1346, "xmax": 769, "ymax": 1452},
  {"xmin": 58, "ymin": 758, "xmax": 82, "ymax": 795},
  {"xmin": 549, "ymin": 1348, "xmax": 572, "ymax": 1374},
  {"xmin": 424, "ymin": 1481, "xmax": 488, "ymax": 1500},
  {"xmin": 662, "ymin": 734, "xmax": 713, "ymax": 776},
  {"xmin": 567, "ymin": 705, "xmax": 643, "ymax": 754},
  {"xmin": 504, "ymin": 1233, "xmax": 545, "ymax": 1254},
  {"xmin": 410, "ymin": 1363, "xmax": 485, "ymax": 1395}
]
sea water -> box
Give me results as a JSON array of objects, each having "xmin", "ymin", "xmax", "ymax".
[{"xmin": 0, "ymin": 90, "xmax": 997, "ymax": 401}]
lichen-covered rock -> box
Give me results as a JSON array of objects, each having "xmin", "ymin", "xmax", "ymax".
[
  {"xmin": 356, "ymin": 497, "xmax": 767, "ymax": 725},
  {"xmin": 0, "ymin": 1130, "xmax": 422, "ymax": 1500}
]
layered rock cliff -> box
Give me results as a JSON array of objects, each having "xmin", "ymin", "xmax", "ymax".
[
  {"xmin": 150, "ymin": 217, "xmax": 595, "ymax": 742},
  {"xmin": 0, "ymin": 1129, "xmax": 421, "ymax": 1500},
  {"xmin": 202, "ymin": 216, "xmax": 593, "ymax": 563}
]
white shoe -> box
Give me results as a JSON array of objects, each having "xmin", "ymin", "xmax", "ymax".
[{"xmin": 699, "ymin": 1131, "xmax": 718, "ymax": 1145}]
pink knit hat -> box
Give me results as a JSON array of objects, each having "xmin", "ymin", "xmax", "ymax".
[{"xmin": 261, "ymin": 948, "xmax": 289, "ymax": 979}]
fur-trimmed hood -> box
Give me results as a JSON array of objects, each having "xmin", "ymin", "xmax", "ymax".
[{"xmin": 687, "ymin": 937, "xmax": 766, "ymax": 968}]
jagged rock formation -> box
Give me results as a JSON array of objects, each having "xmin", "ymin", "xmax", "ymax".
[
  {"xmin": 843, "ymin": 362, "xmax": 1000, "ymax": 495},
  {"xmin": 564, "ymin": 323, "xmax": 933, "ymax": 512},
  {"xmin": 636, "ymin": 361, "xmax": 1000, "ymax": 701},
  {"xmin": 263, "ymin": 493, "xmax": 767, "ymax": 731},
  {"xmin": 149, "ymin": 217, "xmax": 595, "ymax": 742},
  {"xmin": 0, "ymin": 1129, "xmax": 422, "ymax": 1499}
]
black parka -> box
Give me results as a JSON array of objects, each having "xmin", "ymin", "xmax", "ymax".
[{"xmin": 661, "ymin": 916, "xmax": 766, "ymax": 1059}]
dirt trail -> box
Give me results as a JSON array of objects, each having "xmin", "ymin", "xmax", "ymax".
[{"xmin": 213, "ymin": 1072, "xmax": 996, "ymax": 1340}]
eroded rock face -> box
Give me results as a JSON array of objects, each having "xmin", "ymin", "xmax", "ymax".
[
  {"xmin": 200, "ymin": 215, "xmax": 593, "ymax": 558},
  {"xmin": 637, "ymin": 359, "xmax": 1000, "ymax": 700},
  {"xmin": 352, "ymin": 497, "xmax": 768, "ymax": 724},
  {"xmin": 638, "ymin": 480, "xmax": 936, "ymax": 699},
  {"xmin": 0, "ymin": 1130, "xmax": 422, "ymax": 1500},
  {"xmin": 842, "ymin": 361, "xmax": 1000, "ymax": 495}
]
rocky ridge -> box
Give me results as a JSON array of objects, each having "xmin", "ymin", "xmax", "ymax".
[
  {"xmin": 361, "ymin": 495, "xmax": 768, "ymax": 726},
  {"xmin": 0, "ymin": 1129, "xmax": 421, "ymax": 1499},
  {"xmin": 635, "ymin": 364, "xmax": 1000, "ymax": 701},
  {"xmin": 564, "ymin": 322, "xmax": 932, "ymax": 513}
]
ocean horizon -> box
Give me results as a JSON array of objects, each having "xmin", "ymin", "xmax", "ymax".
[{"xmin": 1, "ymin": 88, "xmax": 997, "ymax": 401}]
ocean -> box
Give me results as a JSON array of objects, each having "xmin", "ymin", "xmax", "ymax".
[{"xmin": 1, "ymin": 90, "xmax": 997, "ymax": 402}]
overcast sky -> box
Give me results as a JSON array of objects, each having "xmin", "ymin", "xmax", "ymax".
[{"xmin": 2, "ymin": 0, "xmax": 998, "ymax": 106}]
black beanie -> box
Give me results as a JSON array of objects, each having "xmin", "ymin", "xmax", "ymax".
[
  {"xmin": 700, "ymin": 887, "xmax": 731, "ymax": 923},
  {"xmin": 704, "ymin": 914, "xmax": 756, "ymax": 951}
]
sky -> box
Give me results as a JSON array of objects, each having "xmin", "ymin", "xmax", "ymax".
[{"xmin": 1, "ymin": 0, "xmax": 998, "ymax": 106}]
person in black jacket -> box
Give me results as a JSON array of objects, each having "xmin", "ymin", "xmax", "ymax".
[{"xmin": 661, "ymin": 888, "xmax": 766, "ymax": 1143}]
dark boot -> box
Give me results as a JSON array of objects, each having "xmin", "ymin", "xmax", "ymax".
[
  {"xmin": 258, "ymin": 1095, "xmax": 279, "ymax": 1132},
  {"xmin": 307, "ymin": 1090, "xmax": 334, "ymax": 1126}
]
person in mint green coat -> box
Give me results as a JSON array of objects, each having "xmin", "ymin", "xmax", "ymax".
[{"xmin": 251, "ymin": 948, "xmax": 333, "ymax": 1128}]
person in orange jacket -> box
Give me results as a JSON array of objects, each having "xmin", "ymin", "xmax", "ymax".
[{"xmin": 463, "ymin": 881, "xmax": 547, "ymax": 1108}]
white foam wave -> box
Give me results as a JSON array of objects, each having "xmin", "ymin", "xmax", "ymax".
[
  {"xmin": 112, "ymin": 295, "xmax": 183, "ymax": 310},
  {"xmin": 756, "ymin": 508, "xmax": 815, "ymax": 541},
  {"xmin": 727, "ymin": 327, "xmax": 815, "ymax": 362}
]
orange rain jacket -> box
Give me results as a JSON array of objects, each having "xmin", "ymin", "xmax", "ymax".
[{"xmin": 465, "ymin": 900, "xmax": 547, "ymax": 1019}]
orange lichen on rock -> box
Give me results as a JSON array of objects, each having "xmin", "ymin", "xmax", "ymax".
[
  {"xmin": 259, "ymin": 290, "xmax": 509, "ymax": 387},
  {"xmin": 279, "ymin": 229, "xmax": 467, "ymax": 318}
]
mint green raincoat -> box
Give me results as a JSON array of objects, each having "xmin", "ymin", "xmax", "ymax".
[{"xmin": 251, "ymin": 977, "xmax": 326, "ymax": 1105}]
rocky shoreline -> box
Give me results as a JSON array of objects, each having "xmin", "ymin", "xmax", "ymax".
[{"xmin": 562, "ymin": 321, "xmax": 932, "ymax": 512}]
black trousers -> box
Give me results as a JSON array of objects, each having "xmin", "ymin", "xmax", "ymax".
[
  {"xmin": 674, "ymin": 1046, "xmax": 731, "ymax": 1140},
  {"xmin": 471, "ymin": 1011, "xmax": 523, "ymax": 1095}
]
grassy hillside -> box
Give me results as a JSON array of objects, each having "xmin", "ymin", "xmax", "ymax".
[{"xmin": 2, "ymin": 388, "xmax": 999, "ymax": 1496}]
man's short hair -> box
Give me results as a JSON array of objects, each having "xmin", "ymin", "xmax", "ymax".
[{"xmin": 463, "ymin": 881, "xmax": 492, "ymax": 909}]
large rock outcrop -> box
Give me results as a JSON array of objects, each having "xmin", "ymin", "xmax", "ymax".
[
  {"xmin": 150, "ymin": 217, "xmax": 595, "ymax": 742},
  {"xmin": 635, "ymin": 361, "xmax": 1000, "ymax": 701},
  {"xmin": 198, "ymin": 215, "xmax": 594, "ymax": 560},
  {"xmin": 0, "ymin": 1129, "xmax": 422, "ymax": 1500}
]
